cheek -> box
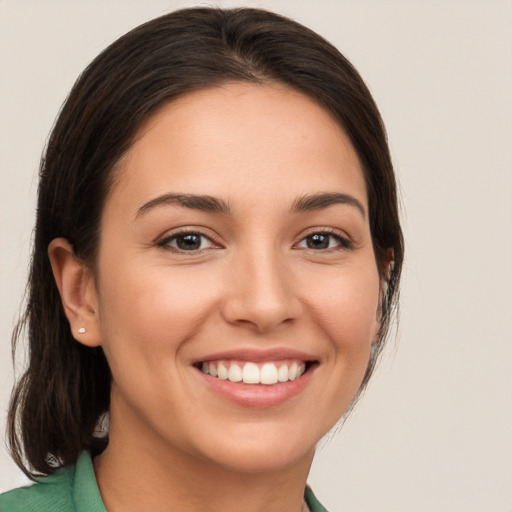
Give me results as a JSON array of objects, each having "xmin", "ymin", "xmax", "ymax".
[
  {"xmin": 301, "ymin": 261, "xmax": 381, "ymax": 349},
  {"xmin": 94, "ymin": 259, "xmax": 223, "ymax": 422},
  {"xmin": 95, "ymin": 255, "xmax": 220, "ymax": 364},
  {"xmin": 305, "ymin": 264, "xmax": 380, "ymax": 423}
]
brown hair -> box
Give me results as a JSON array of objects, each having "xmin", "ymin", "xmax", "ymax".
[{"xmin": 8, "ymin": 6, "xmax": 403, "ymax": 478}]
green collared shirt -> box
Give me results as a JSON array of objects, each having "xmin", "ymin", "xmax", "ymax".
[{"xmin": 0, "ymin": 452, "xmax": 328, "ymax": 511}]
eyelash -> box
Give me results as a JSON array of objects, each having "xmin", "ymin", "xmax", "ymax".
[
  {"xmin": 295, "ymin": 228, "xmax": 353, "ymax": 252},
  {"xmin": 157, "ymin": 228, "xmax": 353, "ymax": 254},
  {"xmin": 157, "ymin": 230, "xmax": 220, "ymax": 253}
]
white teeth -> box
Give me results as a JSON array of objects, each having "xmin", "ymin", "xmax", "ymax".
[
  {"xmin": 217, "ymin": 362, "xmax": 228, "ymax": 380},
  {"xmin": 260, "ymin": 363, "xmax": 278, "ymax": 385},
  {"xmin": 228, "ymin": 363, "xmax": 242, "ymax": 382},
  {"xmin": 242, "ymin": 362, "xmax": 260, "ymax": 384},
  {"xmin": 289, "ymin": 362, "xmax": 298, "ymax": 380},
  {"xmin": 278, "ymin": 364, "xmax": 289, "ymax": 382},
  {"xmin": 200, "ymin": 360, "xmax": 308, "ymax": 385},
  {"xmin": 208, "ymin": 362, "xmax": 218, "ymax": 377}
]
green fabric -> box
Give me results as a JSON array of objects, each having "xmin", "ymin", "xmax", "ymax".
[
  {"xmin": 305, "ymin": 485, "xmax": 329, "ymax": 511},
  {"xmin": 0, "ymin": 452, "xmax": 106, "ymax": 512},
  {"xmin": 0, "ymin": 451, "xmax": 328, "ymax": 511}
]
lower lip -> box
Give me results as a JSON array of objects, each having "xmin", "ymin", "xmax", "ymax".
[{"xmin": 195, "ymin": 366, "xmax": 315, "ymax": 408}]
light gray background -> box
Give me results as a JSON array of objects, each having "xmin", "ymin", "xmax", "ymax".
[{"xmin": 1, "ymin": 1, "xmax": 511, "ymax": 510}]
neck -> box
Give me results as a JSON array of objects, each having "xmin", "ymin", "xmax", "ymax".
[{"xmin": 94, "ymin": 401, "xmax": 314, "ymax": 512}]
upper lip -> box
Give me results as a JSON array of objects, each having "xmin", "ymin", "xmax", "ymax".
[{"xmin": 191, "ymin": 348, "xmax": 318, "ymax": 364}]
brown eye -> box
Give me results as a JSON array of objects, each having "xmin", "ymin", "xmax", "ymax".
[
  {"xmin": 177, "ymin": 234, "xmax": 202, "ymax": 250},
  {"xmin": 297, "ymin": 231, "xmax": 351, "ymax": 251},
  {"xmin": 306, "ymin": 233, "xmax": 330, "ymax": 249},
  {"xmin": 160, "ymin": 232, "xmax": 216, "ymax": 252}
]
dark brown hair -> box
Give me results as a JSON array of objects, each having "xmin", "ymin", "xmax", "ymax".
[{"xmin": 8, "ymin": 6, "xmax": 403, "ymax": 478}]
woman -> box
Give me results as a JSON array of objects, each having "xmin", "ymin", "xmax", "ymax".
[{"xmin": 0, "ymin": 7, "xmax": 403, "ymax": 511}]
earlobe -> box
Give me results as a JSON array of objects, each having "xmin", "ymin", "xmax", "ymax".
[
  {"xmin": 48, "ymin": 238, "xmax": 102, "ymax": 347},
  {"xmin": 379, "ymin": 248, "xmax": 395, "ymax": 302},
  {"xmin": 384, "ymin": 248, "xmax": 394, "ymax": 282},
  {"xmin": 372, "ymin": 248, "xmax": 395, "ymax": 345}
]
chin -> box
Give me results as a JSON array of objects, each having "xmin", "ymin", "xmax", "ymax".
[
  {"xmin": 206, "ymin": 441, "xmax": 314, "ymax": 475},
  {"xmin": 189, "ymin": 419, "xmax": 326, "ymax": 475}
]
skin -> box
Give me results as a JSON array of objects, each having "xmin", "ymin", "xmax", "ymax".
[{"xmin": 49, "ymin": 83, "xmax": 382, "ymax": 512}]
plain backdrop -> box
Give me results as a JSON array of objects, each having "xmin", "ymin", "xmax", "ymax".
[{"xmin": 1, "ymin": 1, "xmax": 511, "ymax": 510}]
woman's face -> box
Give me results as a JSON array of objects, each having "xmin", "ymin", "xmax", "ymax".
[{"xmin": 92, "ymin": 83, "xmax": 381, "ymax": 473}]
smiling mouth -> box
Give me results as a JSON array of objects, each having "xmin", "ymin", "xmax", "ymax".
[{"xmin": 196, "ymin": 359, "xmax": 314, "ymax": 385}]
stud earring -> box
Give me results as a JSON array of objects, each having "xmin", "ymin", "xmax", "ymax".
[{"xmin": 78, "ymin": 327, "xmax": 86, "ymax": 334}]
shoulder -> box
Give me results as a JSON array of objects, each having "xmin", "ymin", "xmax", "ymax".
[
  {"xmin": 0, "ymin": 466, "xmax": 75, "ymax": 512},
  {"xmin": 0, "ymin": 451, "xmax": 105, "ymax": 512}
]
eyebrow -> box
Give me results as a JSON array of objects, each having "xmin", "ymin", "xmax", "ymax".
[
  {"xmin": 291, "ymin": 192, "xmax": 366, "ymax": 219},
  {"xmin": 136, "ymin": 193, "xmax": 232, "ymax": 218},
  {"xmin": 136, "ymin": 191, "xmax": 366, "ymax": 219}
]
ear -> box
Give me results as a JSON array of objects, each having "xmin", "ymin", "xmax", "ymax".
[
  {"xmin": 48, "ymin": 238, "xmax": 102, "ymax": 347},
  {"xmin": 383, "ymin": 248, "xmax": 395, "ymax": 283},
  {"xmin": 372, "ymin": 248, "xmax": 395, "ymax": 345}
]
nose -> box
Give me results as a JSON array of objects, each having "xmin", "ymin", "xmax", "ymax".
[{"xmin": 221, "ymin": 248, "xmax": 302, "ymax": 333}]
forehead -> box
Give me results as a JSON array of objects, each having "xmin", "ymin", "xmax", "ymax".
[{"xmin": 109, "ymin": 83, "xmax": 367, "ymax": 214}]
